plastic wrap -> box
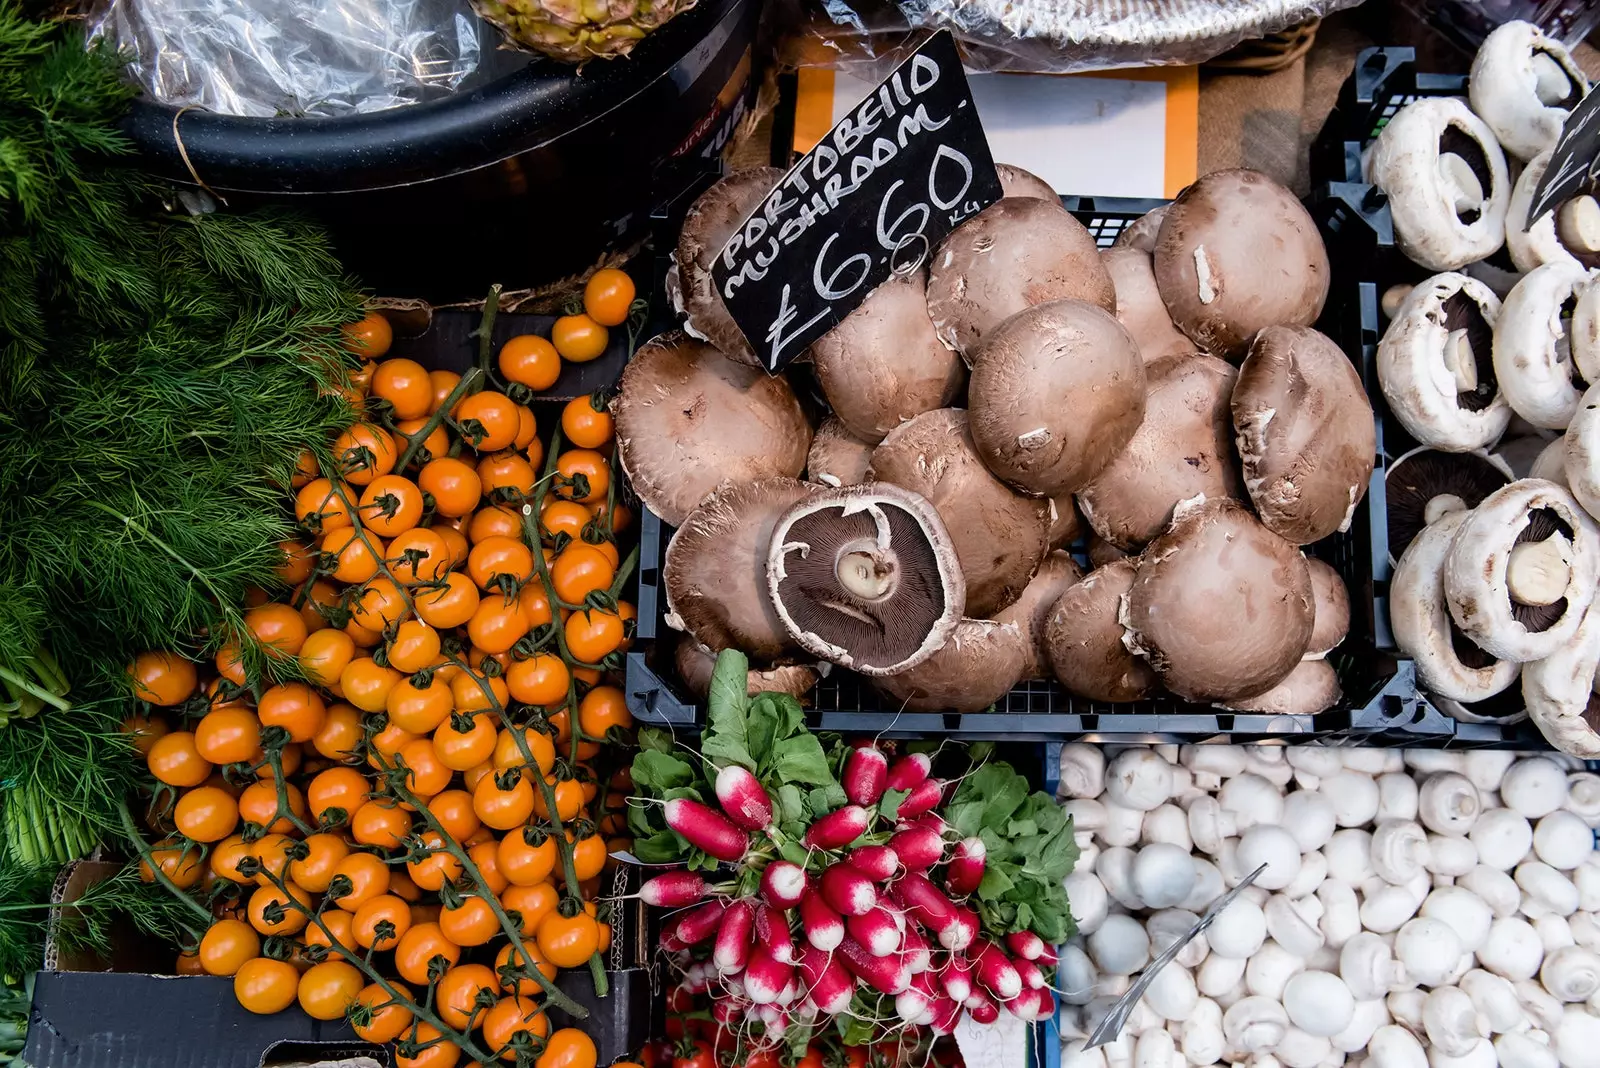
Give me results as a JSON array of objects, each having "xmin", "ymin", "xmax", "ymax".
[
  {"xmin": 785, "ymin": 0, "xmax": 1365, "ymax": 74},
  {"xmin": 86, "ymin": 0, "xmax": 482, "ymax": 118}
]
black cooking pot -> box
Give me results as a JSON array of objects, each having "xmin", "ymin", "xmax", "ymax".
[{"xmin": 123, "ymin": 0, "xmax": 759, "ymax": 300}]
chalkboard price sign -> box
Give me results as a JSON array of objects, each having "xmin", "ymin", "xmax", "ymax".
[
  {"xmin": 711, "ymin": 30, "xmax": 1003, "ymax": 371},
  {"xmin": 1528, "ymin": 86, "xmax": 1600, "ymax": 227}
]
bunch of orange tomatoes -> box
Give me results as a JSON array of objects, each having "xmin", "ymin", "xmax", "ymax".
[{"xmin": 122, "ymin": 290, "xmax": 643, "ymax": 1068}]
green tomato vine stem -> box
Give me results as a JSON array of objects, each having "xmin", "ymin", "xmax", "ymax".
[{"xmin": 114, "ymin": 797, "xmax": 213, "ymax": 926}]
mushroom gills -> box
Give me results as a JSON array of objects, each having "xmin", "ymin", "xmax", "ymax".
[
  {"xmin": 1506, "ymin": 507, "xmax": 1575, "ymax": 631},
  {"xmin": 1533, "ymin": 49, "xmax": 1581, "ymax": 107},
  {"xmin": 1439, "ymin": 126, "xmax": 1495, "ymax": 225},
  {"xmin": 1385, "ymin": 449, "xmax": 1511, "ymax": 564},
  {"xmin": 1440, "ymin": 292, "xmax": 1500, "ymax": 411}
]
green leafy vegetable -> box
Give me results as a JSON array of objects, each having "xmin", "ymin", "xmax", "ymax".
[{"xmin": 949, "ymin": 761, "xmax": 1078, "ymax": 942}]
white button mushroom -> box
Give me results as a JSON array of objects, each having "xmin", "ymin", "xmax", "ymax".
[
  {"xmin": 1135, "ymin": 1026, "xmax": 1176, "ymax": 1068},
  {"xmin": 1464, "ymin": 751, "xmax": 1519, "ymax": 794},
  {"xmin": 1372, "ymin": 820, "xmax": 1432, "ymax": 884},
  {"xmin": 1421, "ymin": 885, "xmax": 1495, "ymax": 953},
  {"xmin": 1285, "ymin": 851, "xmax": 1330, "ymax": 900},
  {"xmin": 1362, "ymin": 882, "xmax": 1425, "ymax": 934},
  {"xmin": 1065, "ymin": 798, "xmax": 1109, "ymax": 833},
  {"xmin": 1319, "ymin": 880, "xmax": 1364, "ymax": 949},
  {"xmin": 1147, "ymin": 909, "xmax": 1208, "ymax": 969},
  {"xmin": 1221, "ymin": 773, "xmax": 1286, "ymax": 832},
  {"xmin": 1061, "ymin": 743, "xmax": 1108, "ymax": 799},
  {"xmin": 1277, "ymin": 1026, "xmax": 1335, "ymax": 1068},
  {"xmin": 1518, "ymin": 861, "xmax": 1581, "ymax": 916},
  {"xmin": 1494, "ymin": 1030, "xmax": 1560, "ymax": 1068},
  {"xmin": 1199, "ymin": 952, "xmax": 1248, "ymax": 1000},
  {"xmin": 1327, "ymin": 829, "xmax": 1377, "ymax": 885},
  {"xmin": 1320, "ymin": 771, "xmax": 1382, "ymax": 828},
  {"xmin": 1267, "ymin": 894, "xmax": 1327, "ymax": 959},
  {"xmin": 1462, "ymin": 864, "xmax": 1525, "ymax": 917},
  {"xmin": 1145, "ymin": 961, "xmax": 1200, "ymax": 1021},
  {"xmin": 1378, "ymin": 773, "xmax": 1423, "ymax": 823},
  {"xmin": 1480, "ymin": 916, "xmax": 1546, "ymax": 980},
  {"xmin": 1555, "ymin": 1004, "xmax": 1600, "ymax": 1068},
  {"xmin": 1247, "ymin": 940, "xmax": 1306, "ymax": 1001},
  {"xmin": 1209, "ymin": 895, "xmax": 1269, "ymax": 959},
  {"xmin": 1067, "ymin": 871, "xmax": 1110, "ymax": 935},
  {"xmin": 1470, "ymin": 807, "xmax": 1534, "ymax": 869},
  {"xmin": 1064, "ymin": 1041, "xmax": 1109, "ymax": 1068},
  {"xmin": 1186, "ymin": 795, "xmax": 1238, "ymax": 857},
  {"xmin": 1562, "ymin": 772, "xmax": 1600, "ymax": 824},
  {"xmin": 1426, "ymin": 1038, "xmax": 1497, "ymax": 1068},
  {"xmin": 1575, "ymin": 860, "xmax": 1600, "ymax": 913},
  {"xmin": 1059, "ymin": 942, "xmax": 1099, "ymax": 1005},
  {"xmin": 1099, "ymin": 847, "xmax": 1144, "ymax": 910},
  {"xmin": 1181, "ymin": 745, "xmax": 1248, "ymax": 790},
  {"xmin": 1541, "ymin": 944, "xmax": 1600, "ymax": 1002},
  {"xmin": 1089, "ymin": 913, "xmax": 1151, "ymax": 976},
  {"xmin": 1239, "ymin": 826, "xmax": 1303, "ymax": 891},
  {"xmin": 1283, "ymin": 971, "xmax": 1357, "ymax": 1038},
  {"xmin": 1533, "ymin": 810, "xmax": 1593, "ymax": 870},
  {"xmin": 1536, "ymin": 913, "xmax": 1577, "ymax": 952},
  {"xmin": 1395, "ymin": 917, "xmax": 1465, "ymax": 987},
  {"xmin": 1332, "ymin": 1000, "xmax": 1392, "ymax": 1054},
  {"xmin": 1505, "ymin": 758, "xmax": 1572, "ymax": 819},
  {"xmin": 1459, "ymin": 969, "xmax": 1525, "ymax": 1033},
  {"xmin": 1571, "ymin": 912, "xmax": 1600, "ymax": 952},
  {"xmin": 1182, "ymin": 997, "xmax": 1226, "ymax": 1066},
  {"xmin": 1368, "ymin": 1024, "xmax": 1430, "ymax": 1068},
  {"xmin": 1133, "ymin": 842, "xmax": 1199, "ymax": 909},
  {"xmin": 1425, "ymin": 833, "xmax": 1481, "ymax": 877},
  {"xmin": 1284, "ymin": 791, "xmax": 1339, "ymax": 853},
  {"xmin": 1102, "ymin": 803, "xmax": 1147, "ymax": 849},
  {"xmin": 1142, "ymin": 803, "xmax": 1194, "ymax": 852},
  {"xmin": 1422, "ymin": 986, "xmax": 1492, "ymax": 1057},
  {"xmin": 1183, "ymin": 859, "xmax": 1227, "ymax": 912},
  {"xmin": 1517, "ymin": 977, "xmax": 1567, "ymax": 1032},
  {"xmin": 1106, "ymin": 749, "xmax": 1175, "ymax": 812},
  {"xmin": 1224, "ymin": 996, "xmax": 1291, "ymax": 1056},
  {"xmin": 1420, "ymin": 773, "xmax": 1483, "ymax": 837},
  {"xmin": 1388, "ymin": 988, "xmax": 1428, "ymax": 1032}
]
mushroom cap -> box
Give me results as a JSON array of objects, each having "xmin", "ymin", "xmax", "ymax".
[
  {"xmin": 663, "ymin": 477, "xmax": 820, "ymax": 660},
  {"xmin": 674, "ymin": 637, "xmax": 819, "ymax": 701},
  {"xmin": 1087, "ymin": 534, "xmax": 1129, "ymax": 569},
  {"xmin": 1120, "ymin": 496, "xmax": 1315, "ymax": 703},
  {"xmin": 808, "ymin": 270, "xmax": 965, "ymax": 444},
  {"xmin": 675, "ymin": 167, "xmax": 784, "ymax": 366},
  {"xmin": 968, "ymin": 300, "xmax": 1147, "ymax": 498},
  {"xmin": 1444, "ymin": 478, "xmax": 1600, "ymax": 661},
  {"xmin": 1391, "ymin": 509, "xmax": 1522, "ymax": 703},
  {"xmin": 1532, "ymin": 435, "xmax": 1571, "ymax": 487},
  {"xmin": 1570, "ymin": 270, "xmax": 1600, "ymax": 386},
  {"xmin": 1377, "ymin": 272, "xmax": 1511, "ymax": 452},
  {"xmin": 993, "ymin": 551, "xmax": 1085, "ymax": 680},
  {"xmin": 925, "ymin": 198, "xmax": 1115, "ymax": 360},
  {"xmin": 1385, "ymin": 446, "xmax": 1513, "ymax": 563},
  {"xmin": 1521, "ymin": 603, "xmax": 1600, "ymax": 758},
  {"xmin": 1469, "ymin": 21, "xmax": 1589, "ymax": 162},
  {"xmin": 1492, "ymin": 260, "xmax": 1596, "ymax": 430},
  {"xmin": 1223, "ymin": 659, "xmax": 1342, "ymax": 715},
  {"xmin": 870, "ymin": 617, "xmax": 1028, "ymax": 713},
  {"xmin": 1306, "ymin": 558, "xmax": 1351, "ymax": 658},
  {"xmin": 1506, "ymin": 150, "xmax": 1577, "ymax": 273},
  {"xmin": 1154, "ymin": 169, "xmax": 1330, "ymax": 359},
  {"xmin": 613, "ymin": 332, "xmax": 812, "ymax": 527},
  {"xmin": 1044, "ymin": 558, "xmax": 1160, "ymax": 703},
  {"xmin": 767, "ymin": 481, "xmax": 965, "ymax": 676},
  {"xmin": 1077, "ymin": 353, "xmax": 1242, "ymax": 551},
  {"xmin": 1565, "ymin": 382, "xmax": 1600, "ymax": 522},
  {"xmin": 1103, "ymin": 247, "xmax": 1199, "ymax": 364},
  {"xmin": 1113, "ymin": 205, "xmax": 1168, "ymax": 254},
  {"xmin": 867, "ymin": 408, "xmax": 1050, "ymax": 617},
  {"xmin": 1048, "ymin": 494, "xmax": 1083, "ymax": 550},
  {"xmin": 1232, "ymin": 326, "xmax": 1378, "ymax": 545},
  {"xmin": 996, "ymin": 163, "xmax": 1058, "ymax": 202},
  {"xmin": 807, "ymin": 417, "xmax": 874, "ymax": 488},
  {"xmin": 1365, "ymin": 98, "xmax": 1511, "ymax": 271}
]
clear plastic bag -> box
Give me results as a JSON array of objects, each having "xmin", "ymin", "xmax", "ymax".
[
  {"xmin": 783, "ymin": 0, "xmax": 1363, "ymax": 75},
  {"xmin": 86, "ymin": 0, "xmax": 483, "ymax": 118}
]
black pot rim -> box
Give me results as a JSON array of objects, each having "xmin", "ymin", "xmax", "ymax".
[{"xmin": 123, "ymin": 0, "xmax": 750, "ymax": 196}]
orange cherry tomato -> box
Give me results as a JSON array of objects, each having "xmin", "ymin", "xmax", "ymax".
[
  {"xmin": 554, "ymin": 450, "xmax": 609, "ymax": 504},
  {"xmin": 539, "ymin": 500, "xmax": 593, "ymax": 543},
  {"xmin": 248, "ymin": 882, "xmax": 311, "ymax": 936},
  {"xmin": 388, "ymin": 868, "xmax": 423, "ymax": 902},
  {"xmin": 321, "ymin": 526, "xmax": 385, "ymax": 584},
  {"xmin": 372, "ymin": 358, "xmax": 433, "ymax": 420},
  {"xmin": 505, "ymin": 882, "xmax": 561, "ymax": 938},
  {"xmin": 288, "ymin": 832, "xmax": 351, "ymax": 893},
  {"xmin": 290, "ymin": 448, "xmax": 320, "ymax": 490},
  {"xmin": 532, "ymin": 777, "xmax": 585, "ymax": 823},
  {"xmin": 499, "ymin": 335, "xmax": 562, "ymax": 391},
  {"xmin": 468, "ymin": 597, "xmax": 531, "ymax": 655},
  {"xmin": 400, "ymin": 737, "xmax": 453, "ymax": 797},
  {"xmin": 468, "ymin": 839, "xmax": 509, "ymax": 895},
  {"xmin": 343, "ymin": 312, "xmax": 393, "ymax": 359},
  {"xmin": 387, "ymin": 528, "xmax": 452, "ymax": 584},
  {"xmin": 121, "ymin": 711, "xmax": 170, "ymax": 756},
  {"xmin": 395, "ymin": 922, "xmax": 462, "ymax": 985},
  {"xmin": 536, "ymin": 910, "xmax": 600, "ymax": 969},
  {"xmin": 334, "ymin": 423, "xmax": 399, "ymax": 486},
  {"xmin": 345, "ymin": 618, "xmax": 384, "ymax": 649},
  {"xmin": 211, "ymin": 835, "xmax": 254, "ymax": 884},
  {"xmin": 474, "ymin": 773, "xmax": 536, "ymax": 831},
  {"xmin": 492, "ymin": 725, "xmax": 558, "ymax": 780},
  {"xmin": 351, "ymin": 577, "xmax": 411, "ymax": 633},
  {"xmin": 590, "ymin": 500, "xmax": 633, "ymax": 536},
  {"xmin": 496, "ymin": 939, "xmax": 558, "ymax": 994},
  {"xmin": 419, "ymin": 458, "xmax": 482, "ymax": 519},
  {"xmin": 468, "ymin": 506, "xmax": 523, "ymax": 544},
  {"xmin": 498, "ymin": 828, "xmax": 557, "ymax": 887},
  {"xmin": 505, "ymin": 657, "xmax": 570, "ymax": 711},
  {"xmin": 455, "ymin": 392, "xmax": 520, "ymax": 452},
  {"xmin": 428, "ymin": 788, "xmax": 482, "ymax": 842},
  {"xmin": 297, "ymin": 578, "xmax": 343, "ymax": 633},
  {"xmin": 386, "ymin": 673, "xmax": 454, "ymax": 733},
  {"xmin": 564, "ymin": 607, "xmax": 624, "ymax": 664},
  {"xmin": 515, "ymin": 405, "xmax": 538, "ymax": 450},
  {"xmin": 307, "ymin": 767, "xmax": 370, "ymax": 826},
  {"xmin": 537, "ymin": 1028, "xmax": 598, "ymax": 1068},
  {"xmin": 434, "ymin": 713, "xmax": 499, "ymax": 771},
  {"xmin": 616, "ymin": 600, "xmax": 637, "ymax": 651},
  {"xmin": 579, "ymin": 685, "xmax": 632, "ymax": 738},
  {"xmin": 329, "ymin": 851, "xmax": 390, "ymax": 911},
  {"xmin": 433, "ymin": 523, "xmax": 471, "ymax": 568},
  {"xmin": 295, "ymin": 478, "xmax": 353, "ymax": 534},
  {"xmin": 440, "ymin": 893, "xmax": 500, "ymax": 947},
  {"xmin": 368, "ymin": 721, "xmax": 418, "ymax": 771},
  {"xmin": 477, "ymin": 451, "xmax": 537, "ymax": 501},
  {"xmin": 237, "ymin": 779, "xmax": 308, "ymax": 835},
  {"xmin": 246, "ymin": 603, "xmax": 310, "ymax": 658},
  {"xmin": 430, "ymin": 369, "xmax": 464, "ymax": 416},
  {"xmin": 583, "ymin": 268, "xmax": 636, "ymax": 327},
  {"xmin": 437, "ymin": 963, "xmax": 500, "ymax": 1032},
  {"xmin": 310, "ymin": 703, "xmax": 365, "ymax": 765},
  {"xmin": 175, "ymin": 785, "xmax": 239, "ymax": 842},
  {"xmin": 300, "ymin": 628, "xmax": 356, "ymax": 689},
  {"xmin": 297, "ymin": 959, "xmax": 364, "ymax": 1021},
  {"xmin": 351, "ymin": 797, "xmax": 412, "ymax": 849},
  {"xmin": 468, "ymin": 537, "xmax": 534, "ymax": 593},
  {"xmin": 257, "ymin": 682, "xmax": 327, "ymax": 744},
  {"xmin": 233, "ymin": 957, "xmax": 300, "ymax": 1014},
  {"xmin": 341, "ymin": 657, "xmax": 403, "ymax": 713},
  {"xmin": 450, "ymin": 670, "xmax": 509, "ymax": 715},
  {"xmin": 560, "ymin": 394, "xmax": 614, "ymax": 449},
  {"xmin": 407, "ymin": 831, "xmax": 465, "ymax": 892},
  {"xmin": 249, "ymin": 833, "xmax": 294, "ymax": 888},
  {"xmin": 570, "ymin": 832, "xmax": 607, "ymax": 882},
  {"xmin": 394, "ymin": 418, "xmax": 451, "ymax": 465},
  {"xmin": 140, "ymin": 840, "xmax": 204, "ymax": 889},
  {"xmin": 194, "ymin": 706, "xmax": 261, "ymax": 765},
  {"xmin": 517, "ymin": 584, "xmax": 556, "ymax": 630},
  {"xmin": 199, "ymin": 918, "xmax": 259, "ymax": 977},
  {"xmin": 276, "ymin": 539, "xmax": 316, "ymax": 585},
  {"xmin": 483, "ymin": 995, "xmax": 551, "ymax": 1062},
  {"xmin": 305, "ymin": 909, "xmax": 357, "ymax": 954},
  {"xmin": 550, "ymin": 544, "xmax": 614, "ymax": 606},
  {"xmin": 551, "ymin": 314, "xmax": 608, "ymax": 363},
  {"xmin": 359, "ymin": 475, "xmax": 425, "ymax": 537},
  {"xmin": 396, "ymin": 1025, "xmax": 460, "ymax": 1068},
  {"xmin": 148, "ymin": 731, "xmax": 212, "ymax": 787},
  {"xmin": 416, "ymin": 571, "xmax": 481, "ymax": 630},
  {"xmin": 353, "ymin": 981, "xmax": 414, "ymax": 1043},
  {"xmin": 352, "ymin": 893, "xmax": 412, "ymax": 951}
]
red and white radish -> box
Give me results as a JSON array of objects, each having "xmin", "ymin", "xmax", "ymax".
[
  {"xmin": 640, "ymin": 870, "xmax": 708, "ymax": 907},
  {"xmin": 819, "ymin": 863, "xmax": 877, "ymax": 917},
  {"xmin": 896, "ymin": 777, "xmax": 944, "ymax": 820},
  {"xmin": 714, "ymin": 764, "xmax": 774, "ymax": 831},
  {"xmin": 664, "ymin": 798, "xmax": 749, "ymax": 862},
  {"xmin": 1005, "ymin": 986, "xmax": 1054, "ymax": 1021},
  {"xmin": 886, "ymin": 752, "xmax": 931, "ymax": 792},
  {"xmin": 804, "ymin": 804, "xmax": 870, "ymax": 851},
  {"xmin": 1035, "ymin": 943, "xmax": 1059, "ymax": 966},
  {"xmin": 843, "ymin": 744, "xmax": 889, "ymax": 807},
  {"xmin": 1014, "ymin": 955, "xmax": 1046, "ymax": 991},
  {"xmin": 1006, "ymin": 929, "xmax": 1046, "ymax": 961},
  {"xmin": 847, "ymin": 903, "xmax": 903, "ymax": 957},
  {"xmin": 744, "ymin": 944, "xmax": 794, "ymax": 1005},
  {"xmin": 929, "ymin": 996, "xmax": 963, "ymax": 1035},
  {"xmin": 661, "ymin": 930, "xmax": 687, "ymax": 955},
  {"xmin": 676, "ymin": 899, "xmax": 728, "ymax": 945},
  {"xmin": 942, "ymin": 956, "xmax": 973, "ymax": 1003},
  {"xmin": 711, "ymin": 995, "xmax": 746, "ymax": 1026},
  {"xmin": 891, "ymin": 873, "xmax": 953, "ymax": 930},
  {"xmin": 760, "ymin": 860, "xmax": 807, "ymax": 909},
  {"xmin": 888, "ymin": 824, "xmax": 944, "ymax": 872},
  {"xmin": 800, "ymin": 890, "xmax": 845, "ymax": 951},
  {"xmin": 947, "ymin": 838, "xmax": 986, "ymax": 897},
  {"xmin": 846, "ymin": 844, "xmax": 899, "ymax": 882},
  {"xmin": 755, "ymin": 903, "xmax": 795, "ymax": 964},
  {"xmin": 901, "ymin": 925, "xmax": 931, "ymax": 973},
  {"xmin": 967, "ymin": 990, "xmax": 1000, "ymax": 1025},
  {"xmin": 713, "ymin": 899, "xmax": 756, "ymax": 974},
  {"xmin": 945, "ymin": 906, "xmax": 979, "ymax": 952},
  {"xmin": 895, "ymin": 983, "xmax": 935, "ymax": 1026},
  {"xmin": 797, "ymin": 944, "xmax": 854, "ymax": 1015},
  {"xmin": 974, "ymin": 939, "xmax": 1023, "ymax": 1001},
  {"xmin": 838, "ymin": 936, "xmax": 912, "ymax": 995}
]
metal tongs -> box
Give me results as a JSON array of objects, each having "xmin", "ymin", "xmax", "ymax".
[{"xmin": 1084, "ymin": 863, "xmax": 1269, "ymax": 1049}]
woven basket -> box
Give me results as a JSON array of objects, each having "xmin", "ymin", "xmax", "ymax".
[{"xmin": 1207, "ymin": 16, "xmax": 1321, "ymax": 72}]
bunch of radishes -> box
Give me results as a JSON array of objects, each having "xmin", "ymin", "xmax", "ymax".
[{"xmin": 637, "ymin": 743, "xmax": 1060, "ymax": 1045}]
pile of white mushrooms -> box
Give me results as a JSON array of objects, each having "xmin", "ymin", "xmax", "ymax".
[
  {"xmin": 1367, "ymin": 21, "xmax": 1600, "ymax": 755},
  {"xmin": 1055, "ymin": 744, "xmax": 1600, "ymax": 1068}
]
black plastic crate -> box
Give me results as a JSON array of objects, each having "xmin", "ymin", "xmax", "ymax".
[
  {"xmin": 1310, "ymin": 46, "xmax": 1469, "ymax": 188},
  {"xmin": 623, "ymin": 194, "xmax": 1447, "ymax": 743}
]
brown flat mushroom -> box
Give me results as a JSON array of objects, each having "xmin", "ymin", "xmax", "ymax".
[
  {"xmin": 1044, "ymin": 559, "xmax": 1159, "ymax": 702},
  {"xmin": 997, "ymin": 163, "xmax": 1059, "ymax": 202},
  {"xmin": 1087, "ymin": 534, "xmax": 1129, "ymax": 569},
  {"xmin": 1113, "ymin": 205, "xmax": 1168, "ymax": 253},
  {"xmin": 1103, "ymin": 247, "xmax": 1197, "ymax": 364},
  {"xmin": 868, "ymin": 408, "xmax": 1050, "ymax": 617},
  {"xmin": 994, "ymin": 551, "xmax": 1084, "ymax": 680},
  {"xmin": 767, "ymin": 482, "xmax": 965, "ymax": 676},
  {"xmin": 1077, "ymin": 354, "xmax": 1243, "ymax": 551},
  {"xmin": 613, "ymin": 332, "xmax": 812, "ymax": 527},
  {"xmin": 675, "ymin": 637, "xmax": 818, "ymax": 700},
  {"xmin": 1232, "ymin": 326, "xmax": 1378, "ymax": 545},
  {"xmin": 676, "ymin": 168, "xmax": 784, "ymax": 366},
  {"xmin": 926, "ymin": 198, "xmax": 1115, "ymax": 361},
  {"xmin": 1222, "ymin": 659, "xmax": 1342, "ymax": 715},
  {"xmin": 663, "ymin": 477, "xmax": 820, "ymax": 659},
  {"xmin": 808, "ymin": 271, "xmax": 964, "ymax": 444},
  {"xmin": 1154, "ymin": 169, "xmax": 1330, "ymax": 360},
  {"xmin": 807, "ymin": 417, "xmax": 874, "ymax": 488},
  {"xmin": 1120, "ymin": 496, "xmax": 1315, "ymax": 703},
  {"xmin": 1049, "ymin": 495, "xmax": 1084, "ymax": 550},
  {"xmin": 968, "ymin": 300, "xmax": 1147, "ymax": 498},
  {"xmin": 870, "ymin": 618, "xmax": 1029, "ymax": 712},
  {"xmin": 1306, "ymin": 558, "xmax": 1352, "ymax": 658}
]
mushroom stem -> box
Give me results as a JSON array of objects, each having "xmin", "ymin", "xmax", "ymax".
[
  {"xmin": 1507, "ymin": 535, "xmax": 1575, "ymax": 606},
  {"xmin": 1439, "ymin": 153, "xmax": 1486, "ymax": 212},
  {"xmin": 1558, "ymin": 196, "xmax": 1600, "ymax": 253},
  {"xmin": 1534, "ymin": 51, "xmax": 1573, "ymax": 106},
  {"xmin": 1444, "ymin": 329, "xmax": 1479, "ymax": 392},
  {"xmin": 1382, "ymin": 284, "xmax": 1414, "ymax": 320},
  {"xmin": 1425, "ymin": 493, "xmax": 1471, "ymax": 525},
  {"xmin": 837, "ymin": 550, "xmax": 895, "ymax": 600}
]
